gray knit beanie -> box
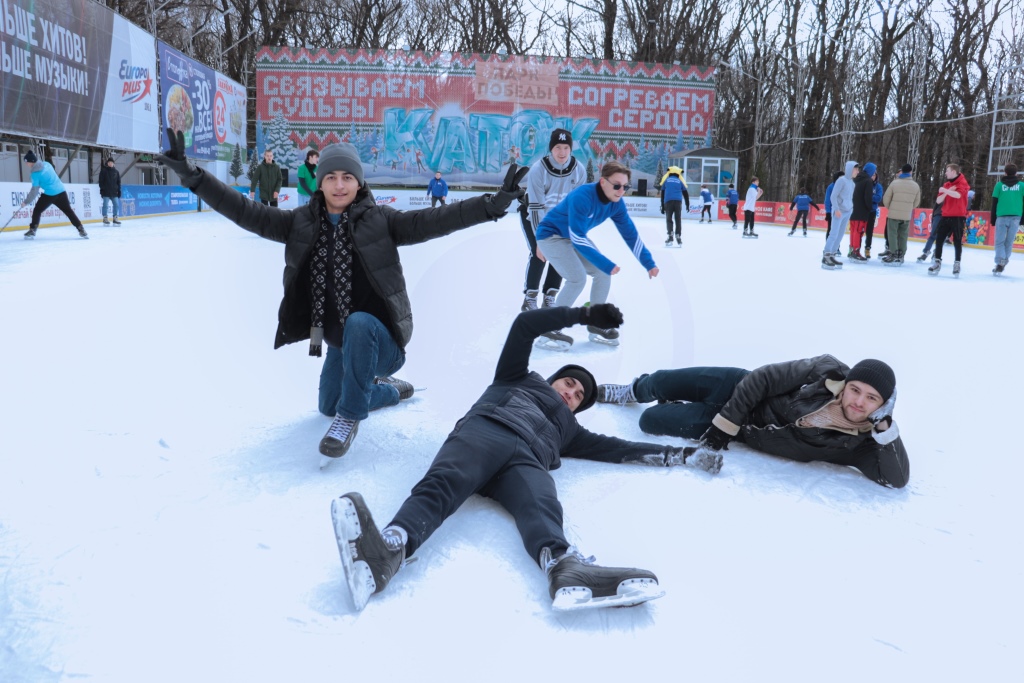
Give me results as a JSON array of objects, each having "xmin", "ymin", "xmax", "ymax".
[{"xmin": 316, "ymin": 143, "xmax": 364, "ymax": 186}]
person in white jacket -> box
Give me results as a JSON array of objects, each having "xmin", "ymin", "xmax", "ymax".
[
  {"xmin": 822, "ymin": 161, "xmax": 858, "ymax": 269},
  {"xmin": 742, "ymin": 177, "xmax": 763, "ymax": 238}
]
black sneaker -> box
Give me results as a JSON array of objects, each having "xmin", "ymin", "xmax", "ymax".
[
  {"xmin": 374, "ymin": 376, "xmax": 414, "ymax": 400},
  {"xmin": 544, "ymin": 548, "xmax": 663, "ymax": 611},
  {"xmin": 330, "ymin": 493, "xmax": 405, "ymax": 611},
  {"xmin": 319, "ymin": 416, "xmax": 359, "ymax": 458}
]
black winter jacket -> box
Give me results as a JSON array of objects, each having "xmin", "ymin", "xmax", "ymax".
[
  {"xmin": 189, "ymin": 170, "xmax": 500, "ymax": 350},
  {"xmin": 851, "ymin": 174, "xmax": 875, "ymax": 221},
  {"xmin": 713, "ymin": 355, "xmax": 910, "ymax": 488},
  {"xmin": 463, "ymin": 307, "xmax": 674, "ymax": 470},
  {"xmin": 99, "ymin": 166, "xmax": 121, "ymax": 198}
]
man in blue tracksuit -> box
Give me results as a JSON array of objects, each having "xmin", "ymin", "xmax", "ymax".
[
  {"xmin": 726, "ymin": 183, "xmax": 740, "ymax": 228},
  {"xmin": 660, "ymin": 167, "xmax": 688, "ymax": 245},
  {"xmin": 21, "ymin": 149, "xmax": 88, "ymax": 239},
  {"xmin": 823, "ymin": 161, "xmax": 858, "ymax": 269},
  {"xmin": 866, "ymin": 170, "xmax": 884, "ymax": 258},
  {"xmin": 788, "ymin": 189, "xmax": 820, "ymax": 236},
  {"xmin": 535, "ymin": 161, "xmax": 659, "ymax": 349},
  {"xmin": 426, "ymin": 171, "xmax": 448, "ymax": 207}
]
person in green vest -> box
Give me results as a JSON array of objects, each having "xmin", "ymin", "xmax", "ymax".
[{"xmin": 297, "ymin": 150, "xmax": 319, "ymax": 207}]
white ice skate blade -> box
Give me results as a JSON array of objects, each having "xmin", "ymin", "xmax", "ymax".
[
  {"xmin": 588, "ymin": 333, "xmax": 620, "ymax": 347},
  {"xmin": 552, "ymin": 582, "xmax": 665, "ymax": 612},
  {"xmin": 534, "ymin": 338, "xmax": 572, "ymax": 352},
  {"xmin": 331, "ymin": 498, "xmax": 375, "ymax": 611},
  {"xmin": 319, "ymin": 454, "xmax": 340, "ymax": 470},
  {"xmin": 742, "ymin": 234, "xmax": 758, "ymax": 239}
]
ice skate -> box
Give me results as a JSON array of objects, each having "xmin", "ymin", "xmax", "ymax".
[
  {"xmin": 821, "ymin": 254, "xmax": 837, "ymax": 270},
  {"xmin": 596, "ymin": 382, "xmax": 637, "ymax": 405},
  {"xmin": 788, "ymin": 229, "xmax": 795, "ymax": 237},
  {"xmin": 521, "ymin": 289, "xmax": 539, "ymax": 312},
  {"xmin": 953, "ymin": 261, "xmax": 961, "ymax": 278},
  {"xmin": 24, "ymin": 226, "xmax": 37, "ymax": 239},
  {"xmin": 928, "ymin": 258, "xmax": 941, "ymax": 276},
  {"xmin": 675, "ymin": 235, "xmax": 681, "ymax": 246},
  {"xmin": 587, "ymin": 325, "xmax": 620, "ymax": 346},
  {"xmin": 731, "ymin": 222, "xmax": 738, "ymax": 229},
  {"xmin": 830, "ymin": 252, "xmax": 844, "ymax": 269},
  {"xmin": 664, "ymin": 235, "xmax": 674, "ymax": 247},
  {"xmin": 534, "ymin": 329, "xmax": 573, "ymax": 351},
  {"xmin": 112, "ymin": 218, "xmax": 121, "ymax": 226},
  {"xmin": 743, "ymin": 229, "xmax": 758, "ymax": 239},
  {"xmin": 319, "ymin": 415, "xmax": 359, "ymax": 465},
  {"xmin": 864, "ymin": 246, "xmax": 871, "ymax": 259},
  {"xmin": 542, "ymin": 288, "xmax": 559, "ymax": 308},
  {"xmin": 848, "ymin": 247, "xmax": 866, "ymax": 262},
  {"xmin": 77, "ymin": 227, "xmax": 89, "ymax": 239},
  {"xmin": 882, "ymin": 251, "xmax": 904, "ymax": 267},
  {"xmin": 543, "ymin": 548, "xmax": 664, "ymax": 612},
  {"xmin": 993, "ymin": 263, "xmax": 1005, "ymax": 276},
  {"xmin": 103, "ymin": 218, "xmax": 111, "ymax": 226},
  {"xmin": 803, "ymin": 230, "xmax": 807, "ymax": 237},
  {"xmin": 374, "ymin": 376, "xmax": 415, "ymax": 400},
  {"xmin": 916, "ymin": 250, "xmax": 931, "ymax": 263},
  {"xmin": 331, "ymin": 493, "xmax": 405, "ymax": 612}
]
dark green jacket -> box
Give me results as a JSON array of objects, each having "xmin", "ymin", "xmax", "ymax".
[
  {"xmin": 250, "ymin": 160, "xmax": 282, "ymax": 197},
  {"xmin": 190, "ymin": 170, "xmax": 500, "ymax": 349}
]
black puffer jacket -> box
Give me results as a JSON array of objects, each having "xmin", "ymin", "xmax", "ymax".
[
  {"xmin": 99, "ymin": 165, "xmax": 121, "ymax": 198},
  {"xmin": 189, "ymin": 170, "xmax": 499, "ymax": 349},
  {"xmin": 713, "ymin": 355, "xmax": 910, "ymax": 488},
  {"xmin": 851, "ymin": 173, "xmax": 875, "ymax": 221},
  {"xmin": 463, "ymin": 307, "xmax": 672, "ymax": 470}
]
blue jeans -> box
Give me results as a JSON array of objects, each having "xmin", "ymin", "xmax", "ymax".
[
  {"xmin": 824, "ymin": 213, "xmax": 850, "ymax": 254},
  {"xmin": 102, "ymin": 196, "xmax": 121, "ymax": 218},
  {"xmin": 633, "ymin": 367, "xmax": 750, "ymax": 439},
  {"xmin": 298, "ymin": 194, "xmax": 311, "ymax": 207},
  {"xmin": 317, "ymin": 312, "xmax": 406, "ymax": 420},
  {"xmin": 994, "ymin": 216, "xmax": 1020, "ymax": 265}
]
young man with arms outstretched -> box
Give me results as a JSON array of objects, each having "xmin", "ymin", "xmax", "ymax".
[
  {"xmin": 596, "ymin": 356, "xmax": 909, "ymax": 488},
  {"xmin": 157, "ymin": 131, "xmax": 526, "ymax": 465},
  {"xmin": 331, "ymin": 305, "xmax": 709, "ymax": 613}
]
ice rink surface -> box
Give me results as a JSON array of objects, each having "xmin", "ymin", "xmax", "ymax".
[{"xmin": 1, "ymin": 209, "xmax": 1019, "ymax": 682}]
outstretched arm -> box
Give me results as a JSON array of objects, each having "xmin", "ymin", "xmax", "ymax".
[
  {"xmin": 493, "ymin": 307, "xmax": 588, "ymax": 384},
  {"xmin": 562, "ymin": 426, "xmax": 679, "ymax": 465}
]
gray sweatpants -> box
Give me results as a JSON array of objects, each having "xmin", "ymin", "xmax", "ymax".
[
  {"xmin": 538, "ymin": 236, "xmax": 611, "ymax": 308},
  {"xmin": 824, "ymin": 212, "xmax": 850, "ymax": 255}
]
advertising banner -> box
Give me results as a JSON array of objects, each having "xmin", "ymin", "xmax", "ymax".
[
  {"xmin": 159, "ymin": 41, "xmax": 217, "ymax": 160},
  {"xmin": 213, "ymin": 71, "xmax": 247, "ymax": 162},
  {"xmin": 255, "ymin": 49, "xmax": 715, "ymax": 186},
  {"xmin": 0, "ymin": 0, "xmax": 158, "ymax": 151}
]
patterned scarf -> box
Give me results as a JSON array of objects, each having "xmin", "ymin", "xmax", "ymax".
[{"xmin": 309, "ymin": 210, "xmax": 353, "ymax": 357}]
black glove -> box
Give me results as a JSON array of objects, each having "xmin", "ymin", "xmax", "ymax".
[
  {"xmin": 156, "ymin": 129, "xmax": 202, "ymax": 189},
  {"xmin": 660, "ymin": 205, "xmax": 665, "ymax": 214},
  {"xmin": 486, "ymin": 164, "xmax": 529, "ymax": 216},
  {"xmin": 578, "ymin": 303, "xmax": 623, "ymax": 329},
  {"xmin": 698, "ymin": 424, "xmax": 732, "ymax": 452},
  {"xmin": 867, "ymin": 387, "xmax": 896, "ymax": 432}
]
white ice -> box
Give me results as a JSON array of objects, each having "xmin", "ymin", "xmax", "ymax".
[{"xmin": 0, "ymin": 210, "xmax": 1019, "ymax": 682}]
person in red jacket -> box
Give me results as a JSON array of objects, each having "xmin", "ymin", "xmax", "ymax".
[{"xmin": 928, "ymin": 163, "xmax": 970, "ymax": 277}]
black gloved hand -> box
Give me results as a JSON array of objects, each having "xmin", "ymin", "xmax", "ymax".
[
  {"xmin": 698, "ymin": 424, "xmax": 732, "ymax": 452},
  {"xmin": 867, "ymin": 387, "xmax": 896, "ymax": 432},
  {"xmin": 660, "ymin": 205, "xmax": 665, "ymax": 214},
  {"xmin": 155, "ymin": 129, "xmax": 202, "ymax": 189},
  {"xmin": 486, "ymin": 164, "xmax": 529, "ymax": 216},
  {"xmin": 578, "ymin": 303, "xmax": 623, "ymax": 329}
]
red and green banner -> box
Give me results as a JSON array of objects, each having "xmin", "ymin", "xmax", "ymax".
[{"xmin": 255, "ymin": 48, "xmax": 715, "ymax": 183}]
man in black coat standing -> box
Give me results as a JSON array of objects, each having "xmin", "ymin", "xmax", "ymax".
[
  {"xmin": 596, "ymin": 356, "xmax": 909, "ymax": 488},
  {"xmin": 157, "ymin": 131, "xmax": 527, "ymax": 464},
  {"xmin": 99, "ymin": 157, "xmax": 122, "ymax": 226},
  {"xmin": 331, "ymin": 305, "xmax": 704, "ymax": 613}
]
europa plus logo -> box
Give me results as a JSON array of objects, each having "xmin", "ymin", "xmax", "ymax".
[{"xmin": 119, "ymin": 60, "xmax": 153, "ymax": 103}]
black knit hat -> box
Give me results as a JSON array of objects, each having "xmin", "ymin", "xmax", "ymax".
[
  {"xmin": 901, "ymin": 163, "xmax": 913, "ymax": 173},
  {"xmin": 547, "ymin": 364, "xmax": 597, "ymax": 413},
  {"xmin": 24, "ymin": 150, "xmax": 36, "ymax": 163},
  {"xmin": 549, "ymin": 128, "xmax": 572, "ymax": 151},
  {"xmin": 846, "ymin": 359, "xmax": 896, "ymax": 401}
]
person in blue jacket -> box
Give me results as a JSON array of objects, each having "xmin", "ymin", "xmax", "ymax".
[
  {"xmin": 699, "ymin": 185, "xmax": 715, "ymax": 223},
  {"xmin": 426, "ymin": 171, "xmax": 448, "ymax": 207},
  {"xmin": 659, "ymin": 167, "xmax": 689, "ymax": 245},
  {"xmin": 726, "ymin": 183, "xmax": 740, "ymax": 229},
  {"xmin": 535, "ymin": 161, "xmax": 659, "ymax": 349},
  {"xmin": 788, "ymin": 189, "xmax": 820, "ymax": 236},
  {"xmin": 823, "ymin": 171, "xmax": 843, "ymax": 239},
  {"xmin": 865, "ymin": 170, "xmax": 884, "ymax": 258},
  {"xmin": 20, "ymin": 149, "xmax": 88, "ymax": 239}
]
